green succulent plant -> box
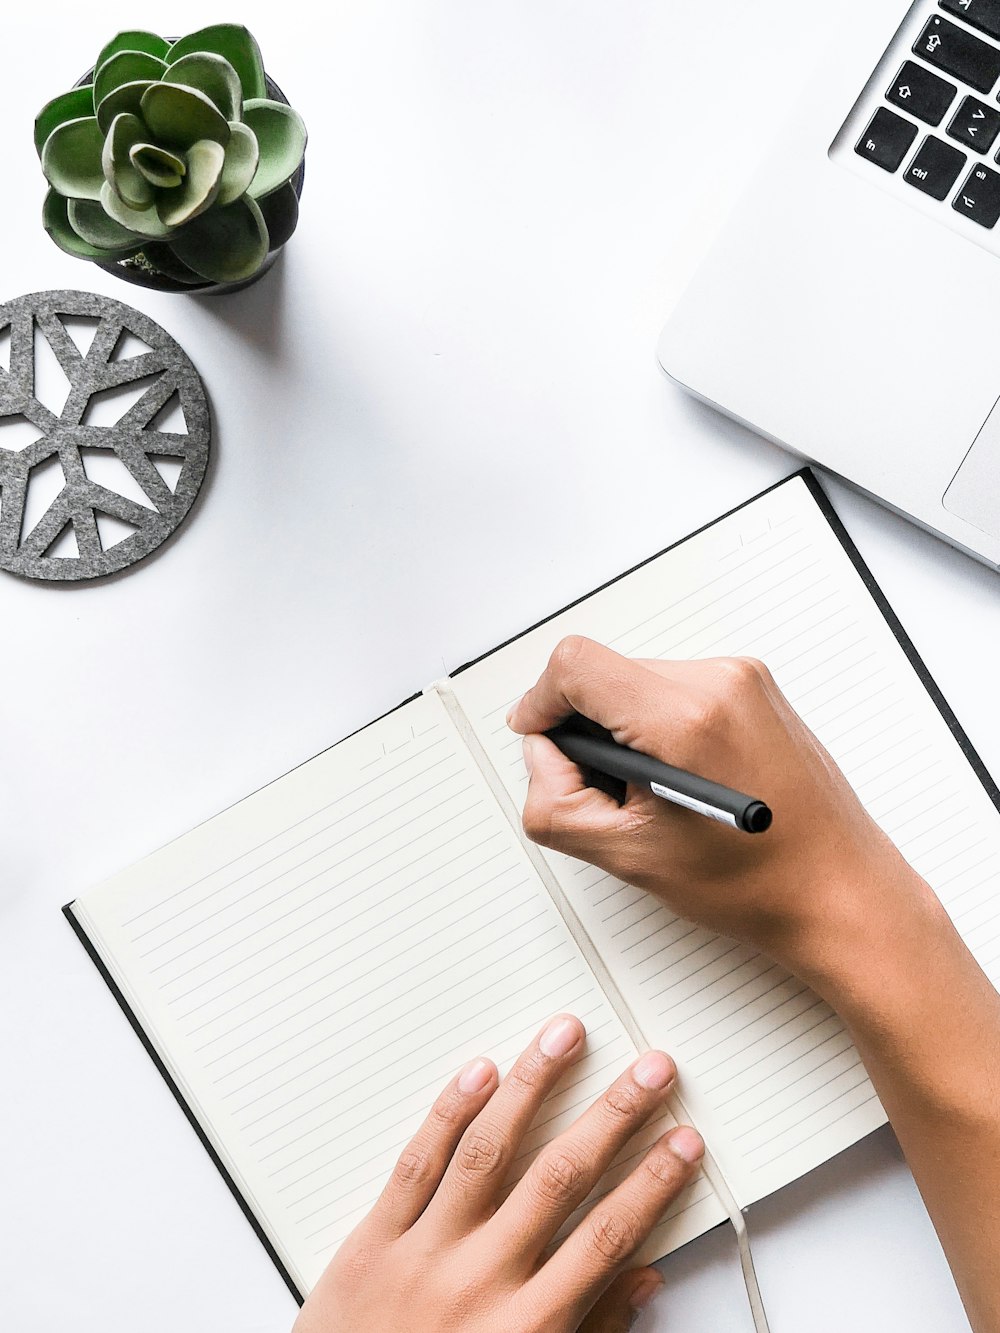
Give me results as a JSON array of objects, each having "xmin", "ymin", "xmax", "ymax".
[{"xmin": 35, "ymin": 24, "xmax": 307, "ymax": 286}]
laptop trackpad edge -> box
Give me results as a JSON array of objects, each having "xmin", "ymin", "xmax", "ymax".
[{"xmin": 943, "ymin": 396, "xmax": 1000, "ymax": 542}]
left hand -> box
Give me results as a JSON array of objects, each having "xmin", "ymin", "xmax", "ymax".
[{"xmin": 293, "ymin": 1014, "xmax": 703, "ymax": 1333}]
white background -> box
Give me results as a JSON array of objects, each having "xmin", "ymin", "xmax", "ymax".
[{"xmin": 3, "ymin": 2, "xmax": 998, "ymax": 1330}]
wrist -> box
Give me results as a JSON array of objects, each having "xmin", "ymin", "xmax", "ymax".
[{"xmin": 774, "ymin": 851, "xmax": 945, "ymax": 1025}]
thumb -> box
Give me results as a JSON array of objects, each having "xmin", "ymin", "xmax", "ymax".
[
  {"xmin": 577, "ymin": 1268, "xmax": 664, "ymax": 1332},
  {"xmin": 520, "ymin": 733, "xmax": 625, "ymax": 857}
]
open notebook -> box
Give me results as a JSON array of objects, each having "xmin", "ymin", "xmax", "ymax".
[{"xmin": 65, "ymin": 470, "xmax": 1000, "ymax": 1317}]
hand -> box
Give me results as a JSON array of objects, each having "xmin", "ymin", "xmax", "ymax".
[
  {"xmin": 294, "ymin": 1014, "xmax": 703, "ymax": 1333},
  {"xmin": 506, "ymin": 636, "xmax": 923, "ymax": 990}
]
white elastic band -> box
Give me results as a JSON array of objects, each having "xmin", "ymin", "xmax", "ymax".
[{"xmin": 426, "ymin": 679, "xmax": 770, "ymax": 1333}]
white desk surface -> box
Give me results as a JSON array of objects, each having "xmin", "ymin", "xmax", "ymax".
[{"xmin": 4, "ymin": 3, "xmax": 997, "ymax": 1330}]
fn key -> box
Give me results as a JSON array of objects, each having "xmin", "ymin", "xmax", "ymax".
[{"xmin": 855, "ymin": 107, "xmax": 917, "ymax": 172}]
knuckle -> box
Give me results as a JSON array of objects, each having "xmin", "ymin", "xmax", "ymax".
[
  {"xmin": 430, "ymin": 1088, "xmax": 465, "ymax": 1130},
  {"xmin": 456, "ymin": 1130, "xmax": 505, "ymax": 1179},
  {"xmin": 332, "ymin": 1235, "xmax": 377, "ymax": 1284},
  {"xmin": 506, "ymin": 1050, "xmax": 548, "ymax": 1093},
  {"xmin": 643, "ymin": 1143, "xmax": 686, "ymax": 1188},
  {"xmin": 392, "ymin": 1145, "xmax": 433, "ymax": 1188},
  {"xmin": 716, "ymin": 656, "xmax": 765, "ymax": 693},
  {"xmin": 534, "ymin": 1148, "xmax": 588, "ymax": 1203},
  {"xmin": 587, "ymin": 1208, "xmax": 643, "ymax": 1265},
  {"xmin": 549, "ymin": 634, "xmax": 590, "ymax": 679},
  {"xmin": 601, "ymin": 1081, "xmax": 645, "ymax": 1123}
]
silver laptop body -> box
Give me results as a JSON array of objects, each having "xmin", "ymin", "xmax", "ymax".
[{"xmin": 658, "ymin": 0, "xmax": 1000, "ymax": 569}]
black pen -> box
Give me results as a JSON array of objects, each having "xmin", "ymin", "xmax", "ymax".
[{"xmin": 545, "ymin": 721, "xmax": 772, "ymax": 835}]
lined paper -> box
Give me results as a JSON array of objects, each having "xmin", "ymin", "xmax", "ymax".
[
  {"xmin": 450, "ymin": 475, "xmax": 1000, "ymax": 1205},
  {"xmin": 74, "ymin": 690, "xmax": 723, "ymax": 1295}
]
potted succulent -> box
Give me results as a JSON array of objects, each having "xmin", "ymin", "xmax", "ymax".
[{"xmin": 34, "ymin": 24, "xmax": 307, "ymax": 292}]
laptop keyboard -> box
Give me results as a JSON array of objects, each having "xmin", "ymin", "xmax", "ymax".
[{"xmin": 846, "ymin": 0, "xmax": 1000, "ymax": 235}]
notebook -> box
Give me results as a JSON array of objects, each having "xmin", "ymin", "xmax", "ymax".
[{"xmin": 64, "ymin": 469, "xmax": 1000, "ymax": 1310}]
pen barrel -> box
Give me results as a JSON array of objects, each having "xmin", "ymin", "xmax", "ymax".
[{"xmin": 546, "ymin": 726, "xmax": 772, "ymax": 835}]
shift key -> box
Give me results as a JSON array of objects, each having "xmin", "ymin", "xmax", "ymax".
[{"xmin": 913, "ymin": 16, "xmax": 1000, "ymax": 93}]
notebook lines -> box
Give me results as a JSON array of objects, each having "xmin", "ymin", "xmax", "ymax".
[
  {"xmin": 164, "ymin": 813, "xmax": 497, "ymax": 1002},
  {"xmin": 138, "ymin": 766, "xmax": 465, "ymax": 956},
  {"xmin": 197, "ymin": 865, "xmax": 525, "ymax": 1060},
  {"xmin": 119, "ymin": 730, "xmax": 449, "ymax": 929},
  {"xmin": 206, "ymin": 896, "xmax": 547, "ymax": 1076}
]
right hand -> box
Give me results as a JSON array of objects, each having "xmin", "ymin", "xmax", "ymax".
[{"xmin": 507, "ymin": 636, "xmax": 927, "ymax": 989}]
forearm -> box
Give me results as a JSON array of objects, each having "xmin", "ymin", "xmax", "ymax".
[{"xmin": 798, "ymin": 863, "xmax": 1000, "ymax": 1333}]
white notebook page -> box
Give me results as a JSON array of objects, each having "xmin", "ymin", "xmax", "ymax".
[
  {"xmin": 73, "ymin": 689, "xmax": 723, "ymax": 1296},
  {"xmin": 450, "ymin": 473, "xmax": 1000, "ymax": 1206}
]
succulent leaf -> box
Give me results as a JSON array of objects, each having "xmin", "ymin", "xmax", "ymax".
[
  {"xmin": 41, "ymin": 116, "xmax": 105, "ymax": 201},
  {"xmin": 43, "ymin": 188, "xmax": 140, "ymax": 260},
  {"xmin": 140, "ymin": 242, "xmax": 207, "ymax": 284},
  {"xmin": 169, "ymin": 195, "xmax": 268, "ymax": 282},
  {"xmin": 34, "ymin": 86, "xmax": 94, "ymax": 158},
  {"xmin": 163, "ymin": 53, "xmax": 242, "ymax": 121},
  {"xmin": 243, "ymin": 100, "xmax": 307, "ymax": 199},
  {"xmin": 96, "ymin": 30, "xmax": 170, "ymax": 72},
  {"xmin": 140, "ymin": 82, "xmax": 230, "ymax": 150},
  {"xmin": 100, "ymin": 180, "xmax": 176, "ymax": 239},
  {"xmin": 102, "ymin": 113, "xmax": 154, "ymax": 209},
  {"xmin": 256, "ymin": 180, "xmax": 300, "ymax": 249},
  {"xmin": 166, "ymin": 25, "xmax": 266, "ymax": 101},
  {"xmin": 67, "ymin": 197, "xmax": 144, "ymax": 250},
  {"xmin": 96, "ymin": 80, "xmax": 156, "ymax": 134},
  {"xmin": 216, "ymin": 122, "xmax": 259, "ymax": 206},
  {"xmin": 130, "ymin": 142, "xmax": 186, "ymax": 188},
  {"xmin": 94, "ymin": 50, "xmax": 168, "ymax": 109},
  {"xmin": 156, "ymin": 139, "xmax": 225, "ymax": 227}
]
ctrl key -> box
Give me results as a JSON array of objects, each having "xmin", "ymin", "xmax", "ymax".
[
  {"xmin": 855, "ymin": 107, "xmax": 917, "ymax": 172},
  {"xmin": 953, "ymin": 163, "xmax": 1000, "ymax": 227}
]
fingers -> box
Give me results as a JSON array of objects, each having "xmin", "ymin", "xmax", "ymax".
[
  {"xmin": 527, "ymin": 1125, "xmax": 704, "ymax": 1324},
  {"xmin": 521, "ymin": 733, "xmax": 641, "ymax": 854},
  {"xmin": 365, "ymin": 1056, "xmax": 498, "ymax": 1239},
  {"xmin": 491, "ymin": 1051, "xmax": 676, "ymax": 1264},
  {"xmin": 576, "ymin": 1268, "xmax": 664, "ymax": 1333},
  {"xmin": 425, "ymin": 1014, "xmax": 586, "ymax": 1235},
  {"xmin": 507, "ymin": 637, "xmax": 679, "ymax": 747}
]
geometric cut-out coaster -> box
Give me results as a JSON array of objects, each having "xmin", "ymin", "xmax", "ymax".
[{"xmin": 0, "ymin": 289, "xmax": 210, "ymax": 581}]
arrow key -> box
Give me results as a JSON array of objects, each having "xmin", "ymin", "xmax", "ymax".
[
  {"xmin": 886, "ymin": 60, "xmax": 956, "ymax": 124},
  {"xmin": 947, "ymin": 95, "xmax": 1000, "ymax": 150},
  {"xmin": 953, "ymin": 162, "xmax": 1000, "ymax": 226},
  {"xmin": 941, "ymin": 0, "xmax": 1000, "ymax": 43}
]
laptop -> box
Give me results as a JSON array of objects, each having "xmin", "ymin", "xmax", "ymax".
[{"xmin": 657, "ymin": 0, "xmax": 1000, "ymax": 570}]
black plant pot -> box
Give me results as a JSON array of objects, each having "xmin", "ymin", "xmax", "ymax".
[{"xmin": 75, "ymin": 69, "xmax": 304, "ymax": 295}]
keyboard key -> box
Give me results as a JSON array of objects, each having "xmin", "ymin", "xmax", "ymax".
[
  {"xmin": 886, "ymin": 60, "xmax": 957, "ymax": 124},
  {"xmin": 855, "ymin": 107, "xmax": 918, "ymax": 171},
  {"xmin": 904, "ymin": 136, "xmax": 967, "ymax": 197},
  {"xmin": 913, "ymin": 16, "xmax": 1000, "ymax": 93},
  {"xmin": 953, "ymin": 161, "xmax": 1000, "ymax": 225},
  {"xmin": 948, "ymin": 94, "xmax": 1000, "ymax": 149},
  {"xmin": 940, "ymin": 0, "xmax": 1000, "ymax": 43}
]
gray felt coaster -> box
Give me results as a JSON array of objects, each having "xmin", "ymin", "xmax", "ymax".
[{"xmin": 0, "ymin": 289, "xmax": 210, "ymax": 582}]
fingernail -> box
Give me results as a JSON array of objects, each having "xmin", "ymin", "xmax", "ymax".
[
  {"xmin": 667, "ymin": 1126, "xmax": 704, "ymax": 1163},
  {"xmin": 458, "ymin": 1058, "xmax": 493, "ymax": 1094},
  {"xmin": 506, "ymin": 697, "xmax": 523, "ymax": 727},
  {"xmin": 630, "ymin": 1272, "xmax": 664, "ymax": 1311},
  {"xmin": 632, "ymin": 1051, "xmax": 675, "ymax": 1090},
  {"xmin": 539, "ymin": 1015, "xmax": 582, "ymax": 1058},
  {"xmin": 522, "ymin": 736, "xmax": 534, "ymax": 778}
]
